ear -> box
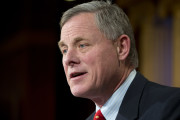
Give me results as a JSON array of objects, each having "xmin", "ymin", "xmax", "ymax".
[{"xmin": 116, "ymin": 34, "xmax": 130, "ymax": 61}]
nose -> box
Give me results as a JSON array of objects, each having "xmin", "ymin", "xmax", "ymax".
[{"xmin": 63, "ymin": 49, "xmax": 80, "ymax": 67}]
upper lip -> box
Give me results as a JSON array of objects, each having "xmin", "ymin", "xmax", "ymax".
[{"xmin": 70, "ymin": 72, "xmax": 87, "ymax": 78}]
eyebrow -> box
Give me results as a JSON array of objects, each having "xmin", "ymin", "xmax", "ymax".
[
  {"xmin": 58, "ymin": 41, "xmax": 66, "ymax": 48},
  {"xmin": 58, "ymin": 37, "xmax": 86, "ymax": 48},
  {"xmin": 74, "ymin": 37, "xmax": 85, "ymax": 43}
]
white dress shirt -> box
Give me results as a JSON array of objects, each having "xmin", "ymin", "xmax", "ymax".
[{"xmin": 95, "ymin": 70, "xmax": 137, "ymax": 120}]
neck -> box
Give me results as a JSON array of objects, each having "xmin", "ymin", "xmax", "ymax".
[
  {"xmin": 93, "ymin": 65, "xmax": 134, "ymax": 108},
  {"xmin": 113, "ymin": 66, "xmax": 134, "ymax": 93}
]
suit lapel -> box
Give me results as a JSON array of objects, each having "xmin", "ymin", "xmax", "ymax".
[
  {"xmin": 86, "ymin": 111, "xmax": 95, "ymax": 120},
  {"xmin": 116, "ymin": 72, "xmax": 148, "ymax": 120}
]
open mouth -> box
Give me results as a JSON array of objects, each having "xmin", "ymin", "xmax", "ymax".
[{"xmin": 70, "ymin": 72, "xmax": 87, "ymax": 79}]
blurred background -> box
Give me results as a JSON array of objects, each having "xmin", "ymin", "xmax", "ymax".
[{"xmin": 0, "ymin": 0, "xmax": 180, "ymax": 119}]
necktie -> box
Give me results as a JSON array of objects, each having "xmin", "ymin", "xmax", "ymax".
[{"xmin": 93, "ymin": 110, "xmax": 106, "ymax": 120}]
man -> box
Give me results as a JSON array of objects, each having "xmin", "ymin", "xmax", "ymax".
[{"xmin": 58, "ymin": 1, "xmax": 180, "ymax": 120}]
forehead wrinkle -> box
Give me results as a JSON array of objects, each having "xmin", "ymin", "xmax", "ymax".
[
  {"xmin": 60, "ymin": 29, "xmax": 86, "ymax": 48},
  {"xmin": 61, "ymin": 25, "xmax": 98, "ymax": 42},
  {"xmin": 60, "ymin": 12, "xmax": 102, "ymax": 46},
  {"xmin": 63, "ymin": 25, "xmax": 98, "ymax": 34},
  {"xmin": 63, "ymin": 12, "xmax": 97, "ymax": 29}
]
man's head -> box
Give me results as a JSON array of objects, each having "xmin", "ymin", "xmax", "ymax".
[
  {"xmin": 60, "ymin": 1, "xmax": 138, "ymax": 68},
  {"xmin": 58, "ymin": 1, "xmax": 138, "ymax": 104}
]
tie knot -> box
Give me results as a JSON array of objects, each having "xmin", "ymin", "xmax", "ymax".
[{"xmin": 93, "ymin": 110, "xmax": 105, "ymax": 120}]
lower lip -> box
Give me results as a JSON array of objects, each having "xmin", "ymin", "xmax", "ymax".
[{"xmin": 70, "ymin": 73, "xmax": 87, "ymax": 81}]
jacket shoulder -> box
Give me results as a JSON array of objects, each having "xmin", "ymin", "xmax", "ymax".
[{"xmin": 138, "ymin": 74, "xmax": 180, "ymax": 120}]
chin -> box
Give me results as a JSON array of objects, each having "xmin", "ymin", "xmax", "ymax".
[{"xmin": 70, "ymin": 86, "xmax": 91, "ymax": 98}]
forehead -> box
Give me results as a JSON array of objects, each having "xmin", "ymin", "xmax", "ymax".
[
  {"xmin": 60, "ymin": 13, "xmax": 101, "ymax": 42},
  {"xmin": 62, "ymin": 12, "xmax": 97, "ymax": 31}
]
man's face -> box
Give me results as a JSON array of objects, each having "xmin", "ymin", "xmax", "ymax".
[{"xmin": 59, "ymin": 13, "xmax": 121, "ymax": 99}]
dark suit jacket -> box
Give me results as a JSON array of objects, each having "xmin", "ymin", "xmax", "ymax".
[{"xmin": 86, "ymin": 72, "xmax": 180, "ymax": 120}]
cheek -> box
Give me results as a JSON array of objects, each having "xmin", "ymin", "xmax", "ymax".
[
  {"xmin": 82, "ymin": 51, "xmax": 99, "ymax": 67},
  {"xmin": 62, "ymin": 61, "xmax": 68, "ymax": 77},
  {"xmin": 88, "ymin": 48, "xmax": 118, "ymax": 75},
  {"xmin": 82, "ymin": 51, "xmax": 105, "ymax": 79},
  {"xmin": 62, "ymin": 57, "xmax": 67, "ymax": 70}
]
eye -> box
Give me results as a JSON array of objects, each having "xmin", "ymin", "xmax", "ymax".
[
  {"xmin": 79, "ymin": 44, "xmax": 86, "ymax": 48},
  {"xmin": 61, "ymin": 49, "xmax": 68, "ymax": 54}
]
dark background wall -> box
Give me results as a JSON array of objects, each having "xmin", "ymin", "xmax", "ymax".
[
  {"xmin": 1, "ymin": 0, "xmax": 94, "ymax": 120},
  {"xmin": 1, "ymin": 0, "xmax": 180, "ymax": 120}
]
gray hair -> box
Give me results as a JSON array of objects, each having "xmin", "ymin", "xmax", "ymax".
[{"xmin": 60, "ymin": 0, "xmax": 138, "ymax": 68}]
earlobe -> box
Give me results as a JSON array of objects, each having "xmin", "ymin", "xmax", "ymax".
[{"xmin": 116, "ymin": 34, "xmax": 130, "ymax": 61}]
